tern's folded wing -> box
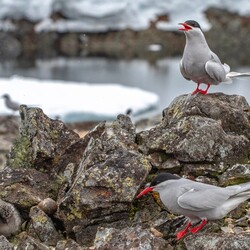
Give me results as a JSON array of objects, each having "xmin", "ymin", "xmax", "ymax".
[
  {"xmin": 205, "ymin": 60, "xmax": 227, "ymax": 83},
  {"xmin": 177, "ymin": 188, "xmax": 231, "ymax": 211}
]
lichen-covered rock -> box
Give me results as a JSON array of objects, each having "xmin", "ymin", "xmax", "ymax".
[
  {"xmin": 28, "ymin": 206, "xmax": 63, "ymax": 246},
  {"xmin": 93, "ymin": 226, "xmax": 168, "ymax": 250},
  {"xmin": 16, "ymin": 233, "xmax": 51, "ymax": 250},
  {"xmin": 58, "ymin": 115, "xmax": 151, "ymax": 245},
  {"xmin": 7, "ymin": 105, "xmax": 79, "ymax": 170},
  {"xmin": 219, "ymin": 164, "xmax": 250, "ymax": 186},
  {"xmin": 0, "ymin": 167, "xmax": 60, "ymax": 219},
  {"xmin": 0, "ymin": 235, "xmax": 14, "ymax": 250},
  {"xmin": 137, "ymin": 93, "xmax": 250, "ymax": 164},
  {"xmin": 55, "ymin": 239, "xmax": 85, "ymax": 250},
  {"xmin": 182, "ymin": 233, "xmax": 250, "ymax": 250}
]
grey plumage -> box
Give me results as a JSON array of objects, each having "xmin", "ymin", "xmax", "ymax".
[
  {"xmin": 0, "ymin": 199, "xmax": 22, "ymax": 237},
  {"xmin": 137, "ymin": 172, "xmax": 250, "ymax": 239},
  {"xmin": 2, "ymin": 94, "xmax": 20, "ymax": 112},
  {"xmin": 179, "ymin": 20, "xmax": 250, "ymax": 94},
  {"xmin": 154, "ymin": 176, "xmax": 250, "ymax": 222}
]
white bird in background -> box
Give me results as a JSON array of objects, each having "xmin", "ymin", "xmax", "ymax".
[
  {"xmin": 179, "ymin": 20, "xmax": 250, "ymax": 95},
  {"xmin": 1, "ymin": 94, "xmax": 20, "ymax": 113}
]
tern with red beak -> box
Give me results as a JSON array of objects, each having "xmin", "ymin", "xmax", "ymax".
[
  {"xmin": 179, "ymin": 20, "xmax": 250, "ymax": 95},
  {"xmin": 136, "ymin": 173, "xmax": 250, "ymax": 240}
]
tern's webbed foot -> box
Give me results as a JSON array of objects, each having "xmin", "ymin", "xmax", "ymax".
[
  {"xmin": 176, "ymin": 222, "xmax": 192, "ymax": 240},
  {"xmin": 191, "ymin": 83, "xmax": 211, "ymax": 95},
  {"xmin": 190, "ymin": 219, "xmax": 208, "ymax": 234}
]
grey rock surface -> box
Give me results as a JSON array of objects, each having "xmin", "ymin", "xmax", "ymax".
[
  {"xmin": 93, "ymin": 226, "xmax": 168, "ymax": 250},
  {"xmin": 58, "ymin": 114, "xmax": 151, "ymax": 245},
  {"xmin": 28, "ymin": 206, "xmax": 63, "ymax": 246},
  {"xmin": 183, "ymin": 233, "xmax": 250, "ymax": 250},
  {"xmin": 0, "ymin": 235, "xmax": 14, "ymax": 250},
  {"xmin": 138, "ymin": 93, "xmax": 250, "ymax": 164},
  {"xmin": 16, "ymin": 233, "xmax": 51, "ymax": 250}
]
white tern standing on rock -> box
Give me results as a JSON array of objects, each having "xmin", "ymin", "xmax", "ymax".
[
  {"xmin": 136, "ymin": 172, "xmax": 250, "ymax": 240},
  {"xmin": 179, "ymin": 20, "xmax": 250, "ymax": 95}
]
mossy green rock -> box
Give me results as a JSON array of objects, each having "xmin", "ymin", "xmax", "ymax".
[
  {"xmin": 7, "ymin": 105, "xmax": 79, "ymax": 170},
  {"xmin": 58, "ymin": 115, "xmax": 151, "ymax": 245}
]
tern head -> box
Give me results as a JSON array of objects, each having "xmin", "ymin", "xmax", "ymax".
[
  {"xmin": 136, "ymin": 173, "xmax": 181, "ymax": 198},
  {"xmin": 178, "ymin": 20, "xmax": 205, "ymax": 40},
  {"xmin": 178, "ymin": 20, "xmax": 202, "ymax": 31},
  {"xmin": 2, "ymin": 94, "xmax": 10, "ymax": 100}
]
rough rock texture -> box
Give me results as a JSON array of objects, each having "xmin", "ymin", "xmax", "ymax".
[
  {"xmin": 16, "ymin": 233, "xmax": 51, "ymax": 250},
  {"xmin": 93, "ymin": 226, "xmax": 168, "ymax": 250},
  {"xmin": 28, "ymin": 206, "xmax": 63, "ymax": 246},
  {"xmin": 57, "ymin": 114, "xmax": 151, "ymax": 245},
  {"xmin": 0, "ymin": 94, "xmax": 249, "ymax": 249},
  {"xmin": 55, "ymin": 239, "xmax": 85, "ymax": 250},
  {"xmin": 219, "ymin": 164, "xmax": 250, "ymax": 186},
  {"xmin": 183, "ymin": 233, "xmax": 250, "ymax": 250},
  {"xmin": 0, "ymin": 235, "xmax": 14, "ymax": 250},
  {"xmin": 7, "ymin": 105, "xmax": 80, "ymax": 170},
  {"xmin": 138, "ymin": 93, "xmax": 250, "ymax": 170},
  {"xmin": 0, "ymin": 106, "xmax": 80, "ymax": 219}
]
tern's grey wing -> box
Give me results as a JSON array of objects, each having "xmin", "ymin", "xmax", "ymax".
[
  {"xmin": 177, "ymin": 187, "xmax": 231, "ymax": 211},
  {"xmin": 6, "ymin": 100, "xmax": 19, "ymax": 111},
  {"xmin": 205, "ymin": 59, "xmax": 227, "ymax": 83},
  {"xmin": 179, "ymin": 59, "xmax": 190, "ymax": 81}
]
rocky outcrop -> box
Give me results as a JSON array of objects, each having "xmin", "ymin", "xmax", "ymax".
[
  {"xmin": 0, "ymin": 93, "xmax": 249, "ymax": 249},
  {"xmin": 138, "ymin": 93, "xmax": 250, "ymax": 177}
]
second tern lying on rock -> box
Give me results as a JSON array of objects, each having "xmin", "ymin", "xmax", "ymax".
[{"xmin": 137, "ymin": 172, "xmax": 250, "ymax": 240}]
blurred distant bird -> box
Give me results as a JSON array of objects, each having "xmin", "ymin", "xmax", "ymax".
[
  {"xmin": 179, "ymin": 20, "xmax": 250, "ymax": 95},
  {"xmin": 1, "ymin": 94, "xmax": 20, "ymax": 113}
]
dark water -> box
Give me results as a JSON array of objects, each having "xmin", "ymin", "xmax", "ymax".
[{"xmin": 0, "ymin": 57, "xmax": 249, "ymax": 120}]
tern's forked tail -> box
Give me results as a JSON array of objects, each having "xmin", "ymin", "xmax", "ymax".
[{"xmin": 227, "ymin": 72, "xmax": 250, "ymax": 78}]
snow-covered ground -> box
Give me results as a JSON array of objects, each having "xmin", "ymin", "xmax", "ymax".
[
  {"xmin": 0, "ymin": 76, "xmax": 159, "ymax": 122},
  {"xmin": 0, "ymin": 0, "xmax": 249, "ymax": 32}
]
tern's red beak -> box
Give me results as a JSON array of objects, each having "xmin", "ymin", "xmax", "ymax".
[
  {"xmin": 178, "ymin": 23, "xmax": 192, "ymax": 31},
  {"xmin": 136, "ymin": 186, "xmax": 154, "ymax": 199}
]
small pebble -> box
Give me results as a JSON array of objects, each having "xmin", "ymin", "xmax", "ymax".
[{"xmin": 38, "ymin": 198, "xmax": 58, "ymax": 215}]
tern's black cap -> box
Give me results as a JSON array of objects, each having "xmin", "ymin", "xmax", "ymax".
[
  {"xmin": 185, "ymin": 20, "xmax": 201, "ymax": 29},
  {"xmin": 151, "ymin": 173, "xmax": 180, "ymax": 186}
]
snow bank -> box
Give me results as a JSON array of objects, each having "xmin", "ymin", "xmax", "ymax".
[
  {"xmin": 0, "ymin": 76, "xmax": 159, "ymax": 122},
  {"xmin": 0, "ymin": 0, "xmax": 249, "ymax": 32}
]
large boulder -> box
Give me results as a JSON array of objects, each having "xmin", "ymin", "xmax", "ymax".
[
  {"xmin": 57, "ymin": 114, "xmax": 151, "ymax": 245},
  {"xmin": 137, "ymin": 93, "xmax": 250, "ymax": 170}
]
